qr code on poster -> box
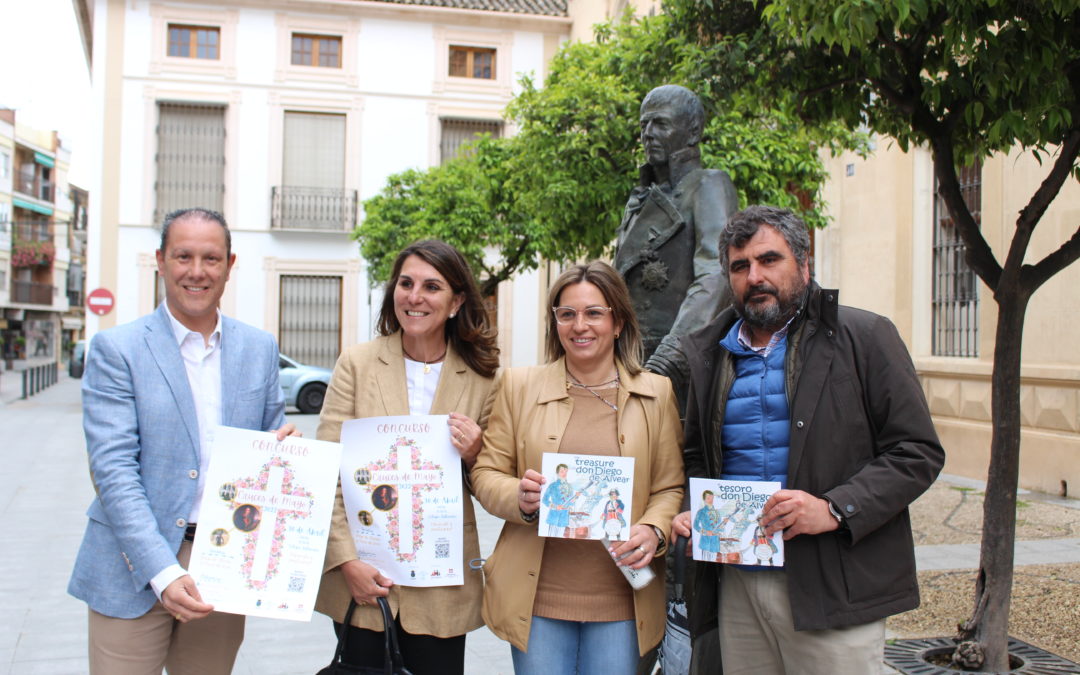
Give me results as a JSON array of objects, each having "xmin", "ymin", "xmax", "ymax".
[
  {"xmin": 435, "ymin": 542, "xmax": 450, "ymax": 559},
  {"xmin": 288, "ymin": 575, "xmax": 305, "ymax": 593}
]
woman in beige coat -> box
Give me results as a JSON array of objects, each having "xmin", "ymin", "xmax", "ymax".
[
  {"xmin": 472, "ymin": 261, "xmax": 684, "ymax": 674},
  {"xmin": 315, "ymin": 240, "xmax": 499, "ymax": 675}
]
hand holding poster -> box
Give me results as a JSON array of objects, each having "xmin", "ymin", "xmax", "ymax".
[
  {"xmin": 188, "ymin": 426, "xmax": 343, "ymax": 621},
  {"xmin": 688, "ymin": 477, "xmax": 784, "ymax": 566},
  {"xmin": 340, "ymin": 415, "xmax": 463, "ymax": 587},
  {"xmin": 539, "ymin": 453, "xmax": 634, "ymax": 540}
]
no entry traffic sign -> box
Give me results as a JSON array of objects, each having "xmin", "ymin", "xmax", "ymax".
[{"xmin": 86, "ymin": 288, "xmax": 116, "ymax": 316}]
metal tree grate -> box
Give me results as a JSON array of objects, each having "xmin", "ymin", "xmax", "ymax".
[{"xmin": 884, "ymin": 636, "xmax": 1080, "ymax": 674}]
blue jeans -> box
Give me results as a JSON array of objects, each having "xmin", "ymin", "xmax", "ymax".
[{"xmin": 511, "ymin": 616, "xmax": 638, "ymax": 675}]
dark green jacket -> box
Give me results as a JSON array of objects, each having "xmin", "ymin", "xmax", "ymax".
[{"xmin": 683, "ymin": 283, "xmax": 945, "ymax": 632}]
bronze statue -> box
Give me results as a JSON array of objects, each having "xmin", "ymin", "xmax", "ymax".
[{"xmin": 615, "ymin": 85, "xmax": 737, "ymax": 405}]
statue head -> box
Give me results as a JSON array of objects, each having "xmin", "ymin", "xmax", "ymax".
[{"xmin": 639, "ymin": 84, "xmax": 705, "ymax": 168}]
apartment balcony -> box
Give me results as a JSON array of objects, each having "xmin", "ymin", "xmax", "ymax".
[
  {"xmin": 67, "ymin": 289, "xmax": 84, "ymax": 308},
  {"xmin": 12, "ymin": 281, "xmax": 55, "ymax": 306},
  {"xmin": 14, "ymin": 177, "xmax": 54, "ymax": 204},
  {"xmin": 271, "ymin": 186, "xmax": 357, "ymax": 232},
  {"xmin": 12, "ymin": 223, "xmax": 52, "ymax": 243}
]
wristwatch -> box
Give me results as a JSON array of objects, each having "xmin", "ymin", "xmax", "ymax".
[
  {"xmin": 826, "ymin": 499, "xmax": 847, "ymax": 530},
  {"xmin": 651, "ymin": 525, "xmax": 667, "ymax": 555}
]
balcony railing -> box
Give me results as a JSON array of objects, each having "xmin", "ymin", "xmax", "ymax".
[
  {"xmin": 14, "ymin": 177, "xmax": 53, "ymax": 203},
  {"xmin": 271, "ymin": 186, "xmax": 357, "ymax": 232},
  {"xmin": 12, "ymin": 281, "xmax": 55, "ymax": 305},
  {"xmin": 13, "ymin": 223, "xmax": 51, "ymax": 242}
]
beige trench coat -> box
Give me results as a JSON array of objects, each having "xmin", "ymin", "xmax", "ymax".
[
  {"xmin": 471, "ymin": 358, "xmax": 685, "ymax": 656},
  {"xmin": 314, "ymin": 333, "xmax": 495, "ymax": 637}
]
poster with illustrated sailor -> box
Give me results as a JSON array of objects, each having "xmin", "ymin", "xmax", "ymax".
[
  {"xmin": 539, "ymin": 453, "xmax": 635, "ymax": 540},
  {"xmin": 688, "ymin": 477, "xmax": 784, "ymax": 566},
  {"xmin": 339, "ymin": 415, "xmax": 463, "ymax": 587},
  {"xmin": 189, "ymin": 425, "xmax": 343, "ymax": 621}
]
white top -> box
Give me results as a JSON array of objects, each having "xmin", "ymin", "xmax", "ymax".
[
  {"xmin": 404, "ymin": 357, "xmax": 442, "ymax": 415},
  {"xmin": 150, "ymin": 303, "xmax": 223, "ymax": 599}
]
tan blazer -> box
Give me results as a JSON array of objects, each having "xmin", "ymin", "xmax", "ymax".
[
  {"xmin": 314, "ymin": 333, "xmax": 495, "ymax": 638},
  {"xmin": 471, "ymin": 358, "xmax": 685, "ymax": 655}
]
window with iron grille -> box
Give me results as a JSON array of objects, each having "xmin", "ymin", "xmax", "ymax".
[
  {"xmin": 440, "ymin": 118, "xmax": 503, "ymax": 164},
  {"xmin": 279, "ymin": 275, "xmax": 342, "ymax": 368},
  {"xmin": 155, "ymin": 103, "xmax": 226, "ymax": 226},
  {"xmin": 291, "ymin": 34, "xmax": 342, "ymax": 68},
  {"xmin": 273, "ymin": 111, "xmax": 354, "ymax": 231},
  {"xmin": 167, "ymin": 24, "xmax": 220, "ymax": 59},
  {"xmin": 448, "ymin": 46, "xmax": 495, "ymax": 79},
  {"xmin": 932, "ymin": 160, "xmax": 981, "ymax": 357}
]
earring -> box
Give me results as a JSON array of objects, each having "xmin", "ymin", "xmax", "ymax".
[
  {"xmin": 614, "ymin": 333, "xmax": 620, "ymax": 339},
  {"xmin": 450, "ymin": 312, "xmax": 456, "ymax": 319}
]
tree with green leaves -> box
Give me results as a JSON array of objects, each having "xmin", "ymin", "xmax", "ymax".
[
  {"xmin": 355, "ymin": 11, "xmax": 863, "ymax": 295},
  {"xmin": 668, "ymin": 0, "xmax": 1080, "ymax": 670}
]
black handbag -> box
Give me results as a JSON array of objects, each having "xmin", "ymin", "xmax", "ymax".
[{"xmin": 317, "ymin": 597, "xmax": 413, "ymax": 675}]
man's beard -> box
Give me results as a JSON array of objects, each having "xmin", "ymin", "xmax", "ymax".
[{"xmin": 735, "ymin": 279, "xmax": 807, "ymax": 334}]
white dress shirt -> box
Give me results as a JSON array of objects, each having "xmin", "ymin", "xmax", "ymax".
[
  {"xmin": 149, "ymin": 304, "xmax": 224, "ymax": 599},
  {"xmin": 404, "ymin": 357, "xmax": 442, "ymax": 415}
]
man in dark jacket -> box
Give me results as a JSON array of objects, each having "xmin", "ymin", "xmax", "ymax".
[{"xmin": 672, "ymin": 206, "xmax": 944, "ymax": 674}]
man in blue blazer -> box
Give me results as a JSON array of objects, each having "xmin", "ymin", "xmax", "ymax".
[{"xmin": 68, "ymin": 208, "xmax": 297, "ymax": 674}]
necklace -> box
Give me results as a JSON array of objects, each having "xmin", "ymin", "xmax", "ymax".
[
  {"xmin": 402, "ymin": 343, "xmax": 447, "ymax": 374},
  {"xmin": 566, "ymin": 370, "xmax": 619, "ymax": 412}
]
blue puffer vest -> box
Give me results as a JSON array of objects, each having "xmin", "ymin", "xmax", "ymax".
[{"xmin": 717, "ymin": 321, "xmax": 789, "ymax": 487}]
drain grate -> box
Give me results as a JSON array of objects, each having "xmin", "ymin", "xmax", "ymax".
[{"xmin": 884, "ymin": 636, "xmax": 1080, "ymax": 674}]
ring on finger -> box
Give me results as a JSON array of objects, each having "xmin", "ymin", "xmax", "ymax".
[{"xmin": 637, "ymin": 546, "xmax": 646, "ymax": 555}]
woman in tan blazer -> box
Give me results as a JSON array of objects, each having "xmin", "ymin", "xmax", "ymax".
[
  {"xmin": 315, "ymin": 240, "xmax": 499, "ymax": 675},
  {"xmin": 472, "ymin": 261, "xmax": 684, "ymax": 674}
]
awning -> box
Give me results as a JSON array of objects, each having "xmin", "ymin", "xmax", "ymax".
[
  {"xmin": 11, "ymin": 197, "xmax": 53, "ymax": 216},
  {"xmin": 34, "ymin": 152, "xmax": 55, "ymax": 168}
]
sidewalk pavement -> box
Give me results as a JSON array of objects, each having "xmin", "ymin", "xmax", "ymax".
[{"xmin": 3, "ymin": 374, "xmax": 1077, "ymax": 674}]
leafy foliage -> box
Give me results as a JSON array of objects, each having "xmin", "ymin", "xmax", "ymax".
[
  {"xmin": 760, "ymin": 0, "xmax": 1080, "ymax": 172},
  {"xmin": 355, "ymin": 10, "xmax": 865, "ymax": 291}
]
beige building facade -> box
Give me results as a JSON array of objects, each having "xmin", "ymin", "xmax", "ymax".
[
  {"xmin": 817, "ymin": 141, "xmax": 1080, "ymax": 496},
  {"xmin": 0, "ymin": 108, "xmax": 80, "ymax": 370}
]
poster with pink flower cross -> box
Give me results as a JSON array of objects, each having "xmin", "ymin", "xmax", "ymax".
[
  {"xmin": 188, "ymin": 425, "xmax": 342, "ymax": 621},
  {"xmin": 340, "ymin": 415, "xmax": 463, "ymax": 587}
]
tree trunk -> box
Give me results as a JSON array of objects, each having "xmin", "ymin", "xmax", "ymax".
[{"xmin": 958, "ymin": 287, "xmax": 1030, "ymax": 671}]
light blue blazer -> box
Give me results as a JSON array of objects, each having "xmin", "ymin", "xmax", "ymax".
[{"xmin": 68, "ymin": 304, "xmax": 286, "ymax": 619}]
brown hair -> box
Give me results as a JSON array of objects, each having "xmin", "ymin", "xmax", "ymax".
[
  {"xmin": 377, "ymin": 240, "xmax": 500, "ymax": 378},
  {"xmin": 544, "ymin": 261, "xmax": 643, "ymax": 375}
]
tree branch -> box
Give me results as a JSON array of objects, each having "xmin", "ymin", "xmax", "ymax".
[
  {"xmin": 1012, "ymin": 127, "xmax": 1080, "ymax": 293},
  {"xmin": 480, "ymin": 237, "xmax": 532, "ymax": 298},
  {"xmin": 931, "ymin": 138, "xmax": 1003, "ymax": 289},
  {"xmin": 1024, "ymin": 223, "xmax": 1080, "ymax": 293}
]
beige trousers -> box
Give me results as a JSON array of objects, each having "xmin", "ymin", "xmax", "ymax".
[
  {"xmin": 718, "ymin": 566, "xmax": 885, "ymax": 675},
  {"xmin": 87, "ymin": 540, "xmax": 245, "ymax": 675}
]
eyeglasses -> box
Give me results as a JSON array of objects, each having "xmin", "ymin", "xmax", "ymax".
[{"xmin": 552, "ymin": 306, "xmax": 613, "ymax": 325}]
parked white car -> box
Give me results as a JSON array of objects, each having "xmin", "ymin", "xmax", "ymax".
[{"xmin": 279, "ymin": 354, "xmax": 332, "ymax": 414}]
